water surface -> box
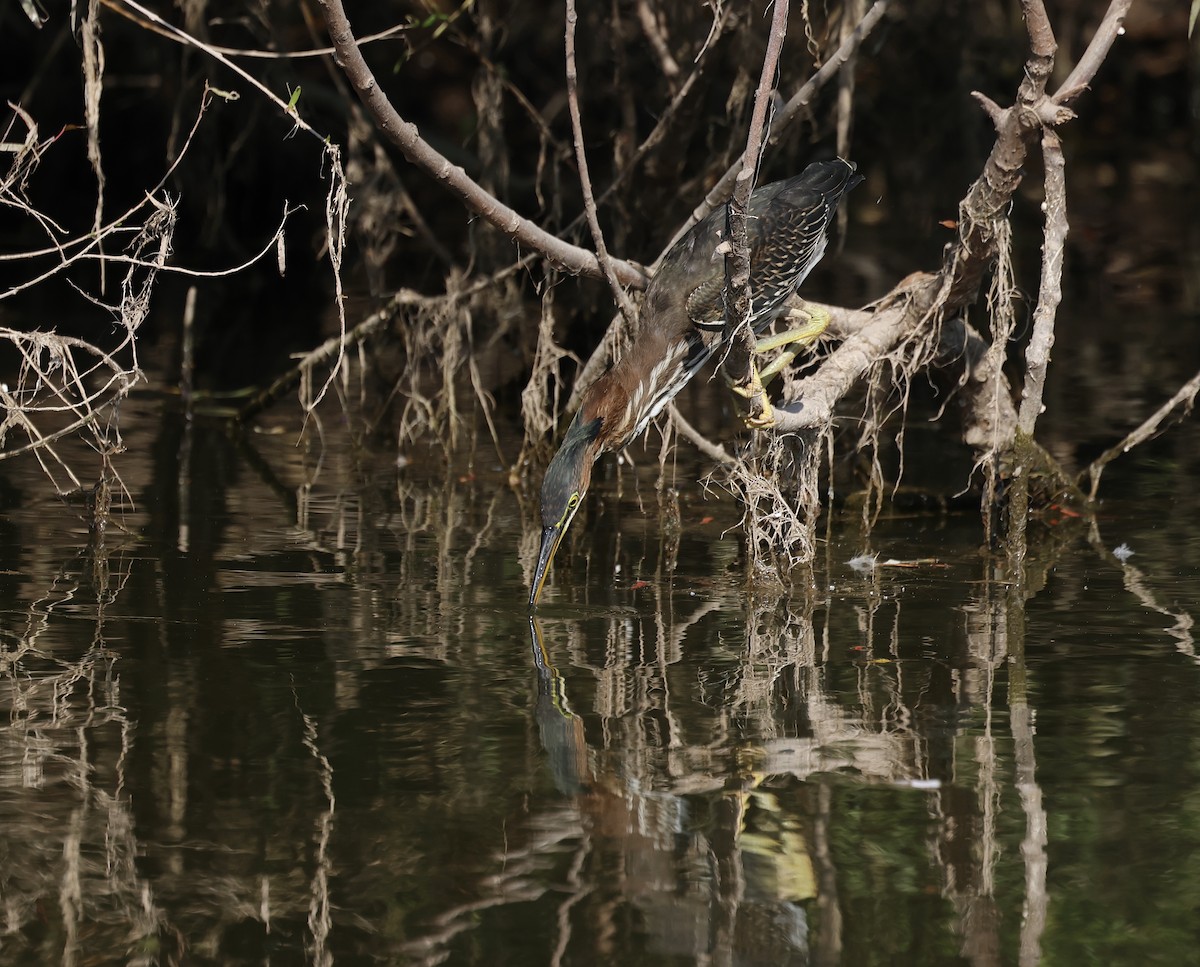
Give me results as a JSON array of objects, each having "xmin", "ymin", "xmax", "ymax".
[{"xmin": 2, "ymin": 392, "xmax": 1199, "ymax": 966}]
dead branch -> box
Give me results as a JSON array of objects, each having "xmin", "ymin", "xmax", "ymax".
[
  {"xmin": 665, "ymin": 0, "xmax": 891, "ymax": 251},
  {"xmin": 1006, "ymin": 124, "xmax": 1070, "ymax": 561},
  {"xmin": 669, "ymin": 406, "xmax": 734, "ymax": 467},
  {"xmin": 1016, "ymin": 129, "xmax": 1067, "ymax": 438},
  {"xmin": 635, "ymin": 0, "xmax": 681, "ymax": 87},
  {"xmin": 720, "ymin": 0, "xmax": 790, "ymax": 421},
  {"xmin": 1, "ymin": 91, "xmax": 213, "ymax": 299},
  {"xmin": 98, "ymin": 0, "xmax": 412, "ymax": 59},
  {"xmin": 318, "ymin": 0, "xmax": 645, "ymax": 287},
  {"xmin": 81, "ymin": 0, "xmax": 106, "ymax": 289},
  {"xmin": 564, "ymin": 0, "xmax": 639, "ymax": 322},
  {"xmin": 770, "ymin": 0, "xmax": 1130, "ymax": 467},
  {"xmin": 1084, "ymin": 368, "xmax": 1200, "ymax": 502},
  {"xmin": 589, "ymin": 4, "xmax": 737, "ymax": 216},
  {"xmin": 836, "ymin": 0, "xmax": 865, "ymax": 162},
  {"xmin": 570, "ymin": 0, "xmax": 890, "ymax": 407},
  {"xmin": 772, "ymin": 276, "xmax": 941, "ymax": 432}
]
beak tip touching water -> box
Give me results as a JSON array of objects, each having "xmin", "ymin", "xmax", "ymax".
[{"xmin": 529, "ymin": 525, "xmax": 561, "ymax": 609}]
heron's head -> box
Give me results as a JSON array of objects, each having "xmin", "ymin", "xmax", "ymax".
[{"xmin": 529, "ymin": 409, "xmax": 604, "ymax": 607}]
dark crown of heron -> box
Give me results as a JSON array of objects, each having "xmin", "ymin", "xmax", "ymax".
[{"xmin": 539, "ymin": 409, "xmax": 603, "ymax": 528}]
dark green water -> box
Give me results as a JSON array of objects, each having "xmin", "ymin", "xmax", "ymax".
[{"xmin": 2, "ymin": 384, "xmax": 1200, "ymax": 965}]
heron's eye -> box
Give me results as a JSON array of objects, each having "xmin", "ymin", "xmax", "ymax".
[{"xmin": 556, "ymin": 492, "xmax": 581, "ymax": 529}]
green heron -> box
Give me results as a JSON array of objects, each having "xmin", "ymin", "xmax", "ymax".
[{"xmin": 530, "ymin": 158, "xmax": 862, "ymax": 607}]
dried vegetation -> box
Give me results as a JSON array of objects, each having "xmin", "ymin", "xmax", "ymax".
[{"xmin": 2, "ymin": 0, "xmax": 1195, "ymax": 589}]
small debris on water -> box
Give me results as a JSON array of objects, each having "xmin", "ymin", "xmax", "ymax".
[
  {"xmin": 1113, "ymin": 543, "xmax": 1135, "ymax": 562},
  {"xmin": 848, "ymin": 553, "xmax": 877, "ymax": 573}
]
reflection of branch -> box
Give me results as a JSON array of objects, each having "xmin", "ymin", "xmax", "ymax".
[
  {"xmin": 297, "ymin": 696, "xmax": 335, "ymax": 967},
  {"xmin": 1013, "ymin": 694, "xmax": 1048, "ymax": 967},
  {"xmin": 1087, "ymin": 521, "xmax": 1198, "ymax": 662},
  {"xmin": 398, "ymin": 804, "xmax": 583, "ymax": 965},
  {"xmin": 811, "ymin": 782, "xmax": 843, "ymax": 967}
]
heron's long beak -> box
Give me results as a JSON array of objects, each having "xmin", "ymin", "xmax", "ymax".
[
  {"xmin": 529, "ymin": 524, "xmax": 565, "ymax": 608},
  {"xmin": 530, "ymin": 411, "xmax": 598, "ymax": 607}
]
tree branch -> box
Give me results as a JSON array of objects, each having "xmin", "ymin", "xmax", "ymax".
[
  {"xmin": 1054, "ymin": 0, "xmax": 1133, "ymax": 104},
  {"xmin": 1085, "ymin": 369, "xmax": 1200, "ymax": 501},
  {"xmin": 568, "ymin": 1, "xmax": 892, "ymax": 411},
  {"xmin": 769, "ymin": 0, "xmax": 1128, "ymax": 469},
  {"xmin": 719, "ymin": 0, "xmax": 790, "ymax": 421},
  {"xmin": 669, "ymin": 406, "xmax": 734, "ymax": 466},
  {"xmin": 564, "ymin": 0, "xmax": 639, "ymax": 322},
  {"xmin": 1016, "ymin": 128, "xmax": 1067, "ymax": 438},
  {"xmin": 666, "ymin": 0, "xmax": 891, "ymax": 252},
  {"xmin": 317, "ymin": 0, "xmax": 645, "ymax": 286},
  {"xmin": 770, "ymin": 277, "xmax": 941, "ymax": 433}
]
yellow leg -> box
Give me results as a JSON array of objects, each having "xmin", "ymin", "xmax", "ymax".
[
  {"xmin": 754, "ymin": 303, "xmax": 830, "ymax": 386},
  {"xmin": 726, "ymin": 303, "xmax": 830, "ymax": 429}
]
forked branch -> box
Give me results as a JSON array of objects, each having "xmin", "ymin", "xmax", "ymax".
[{"xmin": 318, "ymin": 0, "xmax": 645, "ymax": 287}]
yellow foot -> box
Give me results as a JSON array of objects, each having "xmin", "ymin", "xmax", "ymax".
[
  {"xmin": 723, "ymin": 303, "xmax": 829, "ymax": 429},
  {"xmin": 725, "ymin": 363, "xmax": 775, "ymax": 429},
  {"xmin": 743, "ymin": 396, "xmax": 776, "ymax": 429}
]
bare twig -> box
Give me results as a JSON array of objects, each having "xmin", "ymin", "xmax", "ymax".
[
  {"xmin": 1054, "ymin": 0, "xmax": 1134, "ymax": 104},
  {"xmin": 81, "ymin": 0, "xmax": 106, "ymax": 290},
  {"xmin": 99, "ymin": 0, "xmax": 412, "ymax": 59},
  {"xmin": 669, "ymin": 406, "xmax": 734, "ymax": 466},
  {"xmin": 635, "ymin": 0, "xmax": 681, "ymax": 86},
  {"xmin": 117, "ymin": 0, "xmax": 331, "ymax": 141},
  {"xmin": 318, "ymin": 0, "xmax": 645, "ymax": 287},
  {"xmin": 112, "ymin": 0, "xmax": 353, "ymax": 414},
  {"xmin": 589, "ymin": 3, "xmax": 736, "ymax": 215},
  {"xmin": 771, "ymin": 0, "xmax": 1130, "ymax": 464},
  {"xmin": 564, "ymin": 0, "xmax": 639, "ymax": 322},
  {"xmin": 668, "ymin": 0, "xmax": 891, "ymax": 251},
  {"xmin": 720, "ymin": 0, "xmax": 790, "ymax": 422},
  {"xmin": 567, "ymin": 0, "xmax": 890, "ymax": 414},
  {"xmin": 836, "ymin": 0, "xmax": 865, "ymax": 163},
  {"xmin": 1085, "ymin": 369, "xmax": 1200, "ymax": 501}
]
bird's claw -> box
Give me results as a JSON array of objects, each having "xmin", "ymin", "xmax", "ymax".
[
  {"xmin": 725, "ymin": 366, "xmax": 776, "ymax": 429},
  {"xmin": 725, "ymin": 303, "xmax": 830, "ymax": 429},
  {"xmin": 743, "ymin": 400, "xmax": 776, "ymax": 429}
]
